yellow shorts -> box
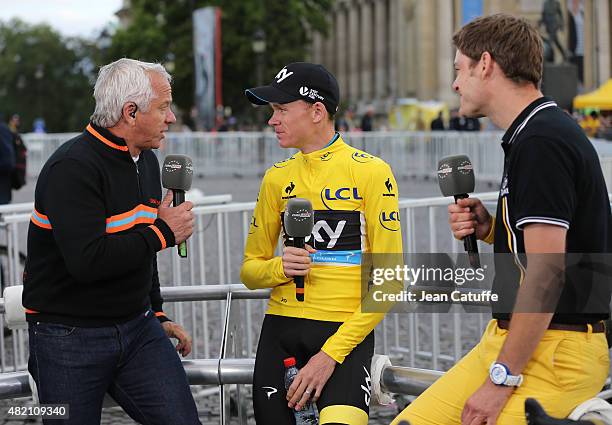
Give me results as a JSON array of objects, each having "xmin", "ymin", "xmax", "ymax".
[{"xmin": 391, "ymin": 319, "xmax": 609, "ymax": 425}]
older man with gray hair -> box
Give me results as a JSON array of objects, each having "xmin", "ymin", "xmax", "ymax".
[{"xmin": 23, "ymin": 58, "xmax": 200, "ymax": 424}]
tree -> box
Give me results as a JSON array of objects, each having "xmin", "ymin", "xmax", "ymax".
[
  {"xmin": 0, "ymin": 19, "xmax": 97, "ymax": 132},
  {"xmin": 103, "ymin": 0, "xmax": 333, "ymax": 128}
]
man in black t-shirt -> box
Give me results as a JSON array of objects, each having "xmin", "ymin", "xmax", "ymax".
[{"xmin": 393, "ymin": 14, "xmax": 611, "ymax": 425}]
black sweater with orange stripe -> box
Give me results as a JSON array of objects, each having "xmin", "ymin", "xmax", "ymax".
[{"xmin": 23, "ymin": 123, "xmax": 175, "ymax": 326}]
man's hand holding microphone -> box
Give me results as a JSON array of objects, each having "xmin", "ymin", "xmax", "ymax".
[
  {"xmin": 438, "ymin": 155, "xmax": 494, "ymax": 267},
  {"xmin": 448, "ymin": 197, "xmax": 492, "ymax": 241},
  {"xmin": 282, "ymin": 198, "xmax": 316, "ymax": 301},
  {"xmin": 161, "ymin": 155, "xmax": 194, "ymax": 256},
  {"xmin": 157, "ymin": 189, "xmax": 194, "ymax": 245}
]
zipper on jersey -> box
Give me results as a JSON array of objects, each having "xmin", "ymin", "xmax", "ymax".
[{"xmin": 134, "ymin": 160, "xmax": 142, "ymax": 199}]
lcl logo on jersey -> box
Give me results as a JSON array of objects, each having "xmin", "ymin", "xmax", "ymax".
[
  {"xmin": 379, "ymin": 210, "xmax": 401, "ymax": 231},
  {"xmin": 321, "ymin": 187, "xmax": 362, "ymax": 209},
  {"xmin": 351, "ymin": 151, "xmax": 375, "ymax": 163}
]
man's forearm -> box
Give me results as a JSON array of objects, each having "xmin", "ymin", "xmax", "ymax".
[
  {"xmin": 496, "ymin": 224, "xmax": 567, "ymax": 375},
  {"xmin": 495, "ymin": 312, "xmax": 554, "ymax": 374}
]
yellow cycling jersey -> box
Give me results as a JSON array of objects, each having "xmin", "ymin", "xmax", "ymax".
[{"xmin": 240, "ymin": 134, "xmax": 403, "ymax": 363}]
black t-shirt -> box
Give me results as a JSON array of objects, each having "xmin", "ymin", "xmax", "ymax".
[{"xmin": 492, "ymin": 97, "xmax": 612, "ymax": 324}]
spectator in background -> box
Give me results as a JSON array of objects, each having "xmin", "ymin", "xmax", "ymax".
[
  {"xmin": 360, "ymin": 107, "xmax": 374, "ymax": 131},
  {"xmin": 431, "ymin": 111, "xmax": 445, "ymax": 130},
  {"xmin": 0, "ymin": 114, "xmax": 16, "ymax": 205},
  {"xmin": 8, "ymin": 113, "xmax": 27, "ymax": 192},
  {"xmin": 335, "ymin": 114, "xmax": 350, "ymax": 132},
  {"xmin": 464, "ymin": 117, "xmax": 481, "ymax": 131},
  {"xmin": 449, "ymin": 109, "xmax": 481, "ymax": 131},
  {"xmin": 580, "ymin": 110, "xmax": 601, "ymax": 138},
  {"xmin": 449, "ymin": 109, "xmax": 462, "ymax": 130},
  {"xmin": 8, "ymin": 114, "xmax": 20, "ymax": 134}
]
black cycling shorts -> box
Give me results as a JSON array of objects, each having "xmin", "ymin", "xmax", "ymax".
[{"xmin": 253, "ymin": 314, "xmax": 374, "ymax": 425}]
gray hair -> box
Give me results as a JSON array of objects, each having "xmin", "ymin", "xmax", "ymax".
[{"xmin": 90, "ymin": 58, "xmax": 172, "ymax": 128}]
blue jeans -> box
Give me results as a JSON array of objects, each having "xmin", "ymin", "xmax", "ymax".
[{"xmin": 28, "ymin": 310, "xmax": 201, "ymax": 425}]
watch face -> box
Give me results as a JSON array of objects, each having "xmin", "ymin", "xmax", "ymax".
[{"xmin": 490, "ymin": 364, "xmax": 507, "ymax": 385}]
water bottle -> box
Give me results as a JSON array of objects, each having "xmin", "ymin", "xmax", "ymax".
[{"xmin": 283, "ymin": 357, "xmax": 319, "ymax": 425}]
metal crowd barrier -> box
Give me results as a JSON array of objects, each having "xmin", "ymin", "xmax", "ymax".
[
  {"xmin": 1, "ymin": 284, "xmax": 610, "ymax": 425},
  {"xmin": 1, "ymin": 192, "xmax": 611, "ymax": 375},
  {"xmin": 0, "ymin": 192, "xmax": 500, "ymax": 378},
  {"xmin": 23, "ymin": 132, "xmax": 612, "ymax": 183},
  {"xmin": 0, "ymin": 284, "xmax": 445, "ymax": 425}
]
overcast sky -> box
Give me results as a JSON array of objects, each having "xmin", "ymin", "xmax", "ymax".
[{"xmin": 1, "ymin": 0, "xmax": 123, "ymax": 38}]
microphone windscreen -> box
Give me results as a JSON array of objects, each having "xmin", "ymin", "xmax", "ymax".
[
  {"xmin": 284, "ymin": 198, "xmax": 314, "ymax": 238},
  {"xmin": 162, "ymin": 155, "xmax": 193, "ymax": 191},
  {"xmin": 437, "ymin": 155, "xmax": 475, "ymax": 197}
]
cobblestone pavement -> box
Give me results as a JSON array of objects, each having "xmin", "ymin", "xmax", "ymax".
[{"xmin": 0, "ymin": 389, "xmax": 403, "ymax": 424}]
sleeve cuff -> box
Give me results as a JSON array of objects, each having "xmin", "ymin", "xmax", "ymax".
[
  {"xmin": 155, "ymin": 311, "xmax": 172, "ymax": 323},
  {"xmin": 274, "ymin": 256, "xmax": 290, "ymax": 281},
  {"xmin": 515, "ymin": 216, "xmax": 570, "ymax": 230},
  {"xmin": 483, "ymin": 216, "xmax": 495, "ymax": 244},
  {"xmin": 321, "ymin": 341, "xmax": 346, "ymax": 364},
  {"xmin": 143, "ymin": 219, "xmax": 176, "ymax": 251}
]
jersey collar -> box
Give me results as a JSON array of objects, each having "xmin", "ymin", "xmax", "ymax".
[
  {"xmin": 300, "ymin": 133, "xmax": 347, "ymax": 163},
  {"xmin": 85, "ymin": 122, "xmax": 130, "ymax": 153},
  {"xmin": 502, "ymin": 96, "xmax": 557, "ymax": 146}
]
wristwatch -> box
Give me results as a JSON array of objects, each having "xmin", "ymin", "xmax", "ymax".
[{"xmin": 489, "ymin": 362, "xmax": 523, "ymax": 387}]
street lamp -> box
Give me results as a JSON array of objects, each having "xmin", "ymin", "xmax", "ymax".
[
  {"xmin": 35, "ymin": 64, "xmax": 44, "ymax": 123},
  {"xmin": 251, "ymin": 29, "xmax": 266, "ymax": 59},
  {"xmin": 252, "ymin": 29, "xmax": 266, "ymax": 159},
  {"xmin": 251, "ymin": 29, "xmax": 267, "ymax": 104}
]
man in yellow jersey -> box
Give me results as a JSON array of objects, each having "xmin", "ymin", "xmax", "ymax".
[
  {"xmin": 392, "ymin": 14, "xmax": 611, "ymax": 425},
  {"xmin": 241, "ymin": 62, "xmax": 403, "ymax": 425}
]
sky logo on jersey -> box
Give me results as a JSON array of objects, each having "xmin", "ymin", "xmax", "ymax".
[
  {"xmin": 321, "ymin": 187, "xmax": 362, "ymax": 209},
  {"xmin": 379, "ymin": 210, "xmax": 401, "ymax": 231},
  {"xmin": 351, "ymin": 151, "xmax": 375, "ymax": 163},
  {"xmin": 309, "ymin": 220, "xmax": 346, "ymax": 249},
  {"xmin": 282, "ymin": 210, "xmax": 362, "ymax": 262}
]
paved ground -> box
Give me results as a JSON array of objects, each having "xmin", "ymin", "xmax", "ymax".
[{"xmin": 0, "ymin": 173, "xmax": 497, "ymax": 424}]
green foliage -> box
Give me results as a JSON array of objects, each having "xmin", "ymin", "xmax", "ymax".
[
  {"xmin": 0, "ymin": 19, "xmax": 96, "ymax": 132},
  {"xmin": 103, "ymin": 0, "xmax": 333, "ymax": 126}
]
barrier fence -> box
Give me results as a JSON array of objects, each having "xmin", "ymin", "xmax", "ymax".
[
  {"xmin": 0, "ymin": 284, "xmax": 446, "ymax": 425},
  {"xmin": 22, "ymin": 131, "xmax": 612, "ymax": 183},
  {"xmin": 1, "ymin": 192, "xmax": 612, "ymax": 424},
  {"xmin": 2, "ymin": 190, "xmax": 611, "ymax": 372},
  {"xmin": 0, "ymin": 193, "xmax": 502, "ymax": 375}
]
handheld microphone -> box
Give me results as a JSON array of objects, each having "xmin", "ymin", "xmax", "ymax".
[
  {"xmin": 437, "ymin": 155, "xmax": 481, "ymax": 268},
  {"xmin": 161, "ymin": 155, "xmax": 193, "ymax": 258},
  {"xmin": 283, "ymin": 198, "xmax": 314, "ymax": 302}
]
